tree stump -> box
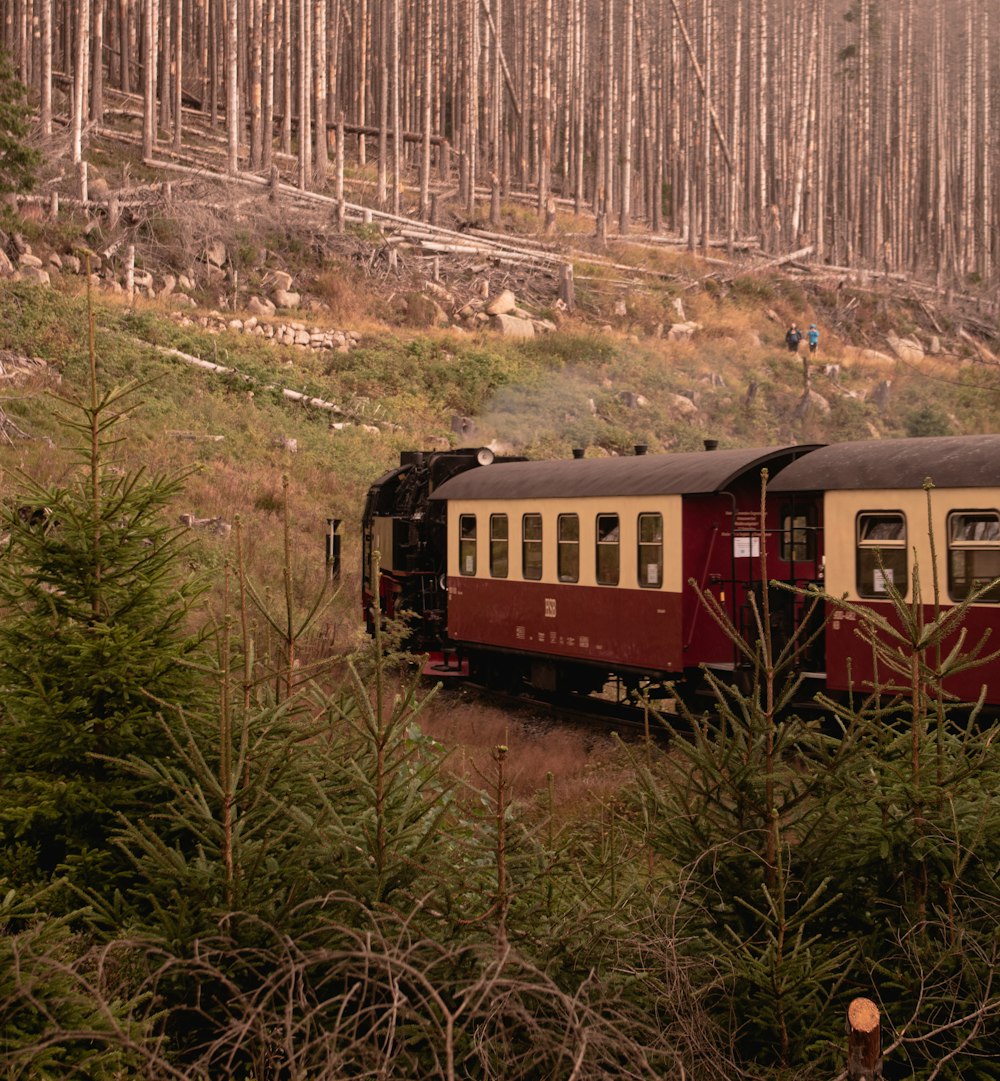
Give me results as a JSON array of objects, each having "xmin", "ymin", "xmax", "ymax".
[{"xmin": 847, "ymin": 997, "xmax": 882, "ymax": 1081}]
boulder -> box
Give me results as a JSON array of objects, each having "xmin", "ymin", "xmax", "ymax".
[
  {"xmin": 613, "ymin": 299, "xmax": 628, "ymax": 317},
  {"xmin": 405, "ymin": 294, "xmax": 449, "ymax": 327},
  {"xmin": 159, "ymin": 274, "xmax": 176, "ymax": 297},
  {"xmin": 48, "ymin": 253, "xmax": 63, "ymax": 269},
  {"xmin": 0, "ymin": 249, "xmax": 13, "ymax": 274},
  {"xmin": 491, "ymin": 313, "xmax": 535, "ymax": 339},
  {"xmin": 796, "ymin": 389, "xmax": 831, "ymax": 416},
  {"xmin": 666, "ymin": 393, "xmax": 699, "ymax": 416},
  {"xmin": 671, "ymin": 297, "xmax": 687, "ymax": 322},
  {"xmin": 667, "ymin": 321, "xmax": 702, "ymax": 342},
  {"xmin": 269, "ymin": 269, "xmax": 294, "ymax": 293},
  {"xmin": 18, "ymin": 265, "xmax": 50, "ymax": 286},
  {"xmin": 867, "ymin": 379, "xmax": 892, "ymax": 411},
  {"xmin": 618, "ymin": 391, "xmax": 648, "ymax": 409},
  {"xmin": 886, "ymin": 331, "xmax": 924, "ymax": 364},
  {"xmin": 204, "ymin": 240, "xmax": 227, "ymax": 267},
  {"xmin": 272, "ymin": 288, "xmax": 301, "ymax": 309},
  {"xmin": 18, "ymin": 253, "xmax": 43, "ymax": 269},
  {"xmin": 248, "ymin": 295, "xmax": 276, "ymax": 317},
  {"xmin": 860, "ymin": 348, "xmax": 894, "ymax": 364},
  {"xmin": 485, "ymin": 288, "xmax": 517, "ymax": 316}
]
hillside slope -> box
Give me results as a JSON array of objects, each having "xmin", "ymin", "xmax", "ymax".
[{"xmin": 2, "ymin": 151, "xmax": 999, "ymax": 643}]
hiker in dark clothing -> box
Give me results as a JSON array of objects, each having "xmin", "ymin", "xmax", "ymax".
[{"xmin": 785, "ymin": 324, "xmax": 803, "ymax": 353}]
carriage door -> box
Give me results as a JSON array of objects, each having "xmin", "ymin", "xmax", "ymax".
[{"xmin": 771, "ymin": 496, "xmax": 825, "ymax": 673}]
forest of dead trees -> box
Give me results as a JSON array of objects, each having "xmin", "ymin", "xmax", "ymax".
[{"xmin": 1, "ymin": 0, "xmax": 997, "ymax": 290}]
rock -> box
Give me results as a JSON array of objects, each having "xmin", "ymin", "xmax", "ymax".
[
  {"xmin": 228, "ymin": 319, "xmax": 244, "ymax": 331},
  {"xmin": 18, "ymin": 253, "xmax": 43, "ymax": 269},
  {"xmin": 159, "ymin": 273, "xmax": 176, "ymax": 297},
  {"xmin": 90, "ymin": 176, "xmax": 110, "ymax": 200},
  {"xmin": 268, "ymin": 270, "xmax": 294, "ymax": 293},
  {"xmin": 533, "ymin": 319, "xmax": 558, "ymax": 333},
  {"xmin": 172, "ymin": 294, "xmax": 196, "ymax": 308},
  {"xmin": 929, "ymin": 335, "xmax": 941, "ymax": 355},
  {"xmin": 867, "ymin": 379, "xmax": 892, "ymax": 411},
  {"xmin": 11, "ymin": 233, "xmax": 27, "ymax": 254},
  {"xmin": 19, "ymin": 265, "xmax": 50, "ymax": 286},
  {"xmin": 666, "ymin": 392, "xmax": 699, "ymax": 416},
  {"xmin": 48, "ymin": 253, "xmax": 62, "ymax": 269},
  {"xmin": 491, "ymin": 312, "xmax": 535, "ymax": 339},
  {"xmin": 600, "ymin": 324, "xmax": 613, "ymax": 334},
  {"xmin": 272, "ymin": 436, "xmax": 298, "ymax": 453},
  {"xmin": 405, "ymin": 293, "xmax": 449, "ymax": 327},
  {"xmin": 799, "ymin": 389, "xmax": 831, "ymax": 416},
  {"xmin": 0, "ymin": 249, "xmax": 12, "ymax": 274},
  {"xmin": 618, "ymin": 391, "xmax": 648, "ymax": 408},
  {"xmin": 485, "ymin": 288, "xmax": 517, "ymax": 316},
  {"xmin": 273, "ymin": 288, "xmax": 301, "ymax": 309},
  {"xmin": 613, "ymin": 299, "xmax": 628, "ymax": 317},
  {"xmin": 823, "ymin": 364, "xmax": 842, "ymax": 383},
  {"xmin": 248, "ymin": 295, "xmax": 276, "ymax": 317},
  {"xmin": 62, "ymin": 254, "xmax": 81, "ymax": 274},
  {"xmin": 294, "ymin": 329, "xmax": 311, "ymax": 345},
  {"xmin": 667, "ymin": 321, "xmax": 702, "ymax": 342},
  {"xmin": 204, "ymin": 240, "xmax": 227, "ymax": 267},
  {"xmin": 671, "ymin": 297, "xmax": 686, "ymax": 322},
  {"xmin": 860, "ymin": 348, "xmax": 894, "ymax": 364},
  {"xmin": 133, "ymin": 269, "xmax": 154, "ymax": 289},
  {"xmin": 766, "ymin": 308, "xmax": 781, "ymax": 322},
  {"xmin": 178, "ymin": 273, "xmax": 194, "ymax": 291},
  {"xmin": 886, "ymin": 331, "xmax": 924, "ymax": 363}
]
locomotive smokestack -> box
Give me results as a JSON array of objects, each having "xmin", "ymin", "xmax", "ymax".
[
  {"xmin": 572, "ymin": 447, "xmax": 586, "ymax": 459},
  {"xmin": 634, "ymin": 444, "xmax": 648, "ymax": 456},
  {"xmin": 703, "ymin": 439, "xmax": 719, "ymax": 451}
]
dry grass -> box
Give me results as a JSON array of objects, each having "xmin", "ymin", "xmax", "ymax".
[{"xmin": 420, "ymin": 691, "xmax": 633, "ymax": 809}]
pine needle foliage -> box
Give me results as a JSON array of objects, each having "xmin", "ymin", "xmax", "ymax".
[
  {"xmin": 0, "ymin": 46, "xmax": 39, "ymax": 195},
  {"xmin": 0, "ymin": 292, "xmax": 206, "ymax": 908}
]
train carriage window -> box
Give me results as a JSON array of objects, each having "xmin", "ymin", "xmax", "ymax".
[
  {"xmin": 459, "ymin": 514, "xmax": 477, "ymax": 576},
  {"xmin": 596, "ymin": 514, "xmax": 620, "ymax": 586},
  {"xmin": 856, "ymin": 512, "xmax": 907, "ymax": 598},
  {"xmin": 522, "ymin": 514, "xmax": 543, "ymax": 580},
  {"xmin": 490, "ymin": 514, "xmax": 509, "ymax": 578},
  {"xmin": 948, "ymin": 511, "xmax": 1000, "ymax": 602},
  {"xmin": 781, "ymin": 504, "xmax": 816, "ymax": 562},
  {"xmin": 638, "ymin": 513, "xmax": 663, "ymax": 588},
  {"xmin": 558, "ymin": 514, "xmax": 580, "ymax": 583}
]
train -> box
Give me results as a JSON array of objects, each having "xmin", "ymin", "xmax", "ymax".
[{"xmin": 361, "ymin": 435, "xmax": 1000, "ymax": 705}]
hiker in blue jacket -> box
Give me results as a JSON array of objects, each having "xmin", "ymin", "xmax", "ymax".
[{"xmin": 807, "ymin": 324, "xmax": 820, "ymax": 355}]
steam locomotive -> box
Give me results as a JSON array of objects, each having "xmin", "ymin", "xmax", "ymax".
[{"xmin": 362, "ymin": 436, "xmax": 1000, "ymax": 704}]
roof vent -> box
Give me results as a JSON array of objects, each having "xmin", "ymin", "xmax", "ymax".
[
  {"xmin": 703, "ymin": 439, "xmax": 719, "ymax": 452},
  {"xmin": 634, "ymin": 444, "xmax": 648, "ymax": 456},
  {"xmin": 572, "ymin": 447, "xmax": 586, "ymax": 459}
]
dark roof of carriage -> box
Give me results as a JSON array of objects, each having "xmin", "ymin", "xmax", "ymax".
[
  {"xmin": 430, "ymin": 445, "xmax": 820, "ymax": 501},
  {"xmin": 768, "ymin": 435, "xmax": 1000, "ymax": 492}
]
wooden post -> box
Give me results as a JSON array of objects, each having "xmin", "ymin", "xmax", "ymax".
[
  {"xmin": 847, "ymin": 997, "xmax": 882, "ymax": 1081},
  {"xmin": 335, "ymin": 113, "xmax": 345, "ymax": 233},
  {"xmin": 48, "ymin": 191, "xmax": 58, "ymax": 218},
  {"xmin": 125, "ymin": 244, "xmax": 135, "ymax": 302},
  {"xmin": 430, "ymin": 193, "xmax": 439, "ymax": 226},
  {"xmin": 558, "ymin": 263, "xmax": 575, "ymax": 311},
  {"xmin": 269, "ymin": 164, "xmax": 280, "ymax": 203},
  {"xmin": 108, "ymin": 192, "xmax": 120, "ymax": 229}
]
